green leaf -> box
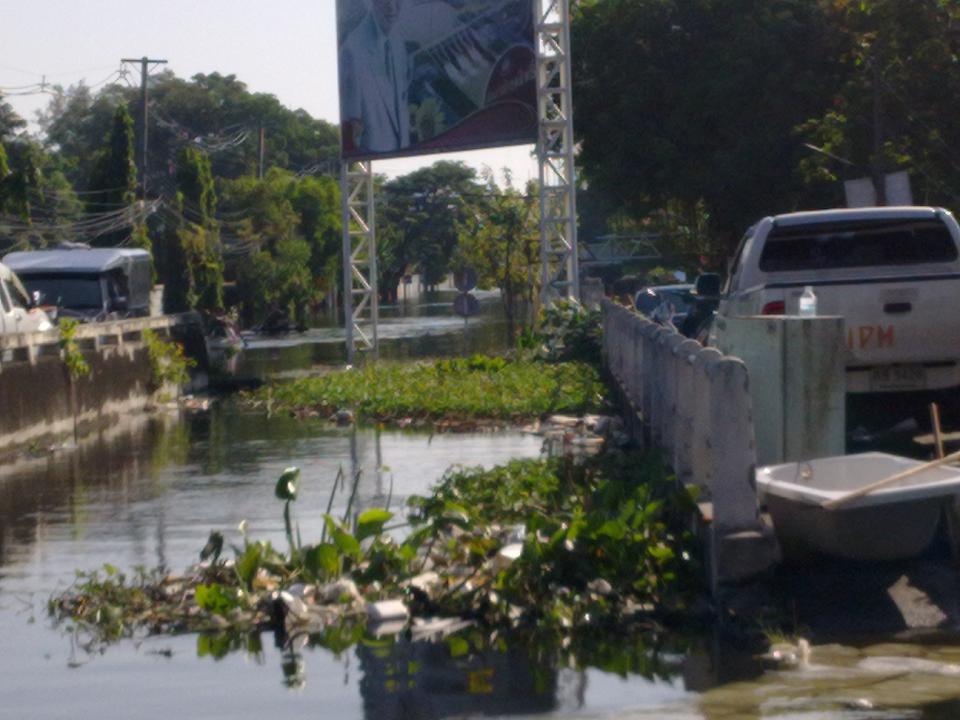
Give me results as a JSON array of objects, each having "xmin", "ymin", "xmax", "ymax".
[
  {"xmin": 236, "ymin": 542, "xmax": 263, "ymax": 589},
  {"xmin": 275, "ymin": 467, "xmax": 300, "ymax": 501},
  {"xmin": 356, "ymin": 508, "xmax": 394, "ymax": 541},
  {"xmin": 596, "ymin": 519, "xmax": 626, "ymax": 540},
  {"xmin": 195, "ymin": 583, "xmax": 240, "ymax": 616},
  {"xmin": 304, "ymin": 543, "xmax": 340, "ymax": 579},
  {"xmin": 648, "ymin": 545, "xmax": 675, "ymax": 562},
  {"xmin": 324, "ymin": 515, "xmax": 361, "ymax": 559},
  {"xmin": 196, "ymin": 632, "xmax": 233, "ymax": 659},
  {"xmin": 332, "ymin": 527, "xmax": 361, "ymax": 559},
  {"xmin": 446, "ymin": 635, "xmax": 470, "ymax": 658},
  {"xmin": 441, "ymin": 501, "xmax": 471, "ymax": 528}
]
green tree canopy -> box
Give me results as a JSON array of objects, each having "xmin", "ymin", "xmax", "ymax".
[
  {"xmin": 219, "ymin": 169, "xmax": 338, "ymax": 326},
  {"xmin": 455, "ymin": 175, "xmax": 541, "ymax": 341},
  {"xmin": 798, "ymin": 0, "xmax": 960, "ymax": 207},
  {"xmin": 0, "ymin": 93, "xmax": 26, "ymax": 140},
  {"xmin": 379, "ymin": 161, "xmax": 483, "ymax": 301},
  {"xmin": 572, "ymin": 0, "xmax": 842, "ymax": 250}
]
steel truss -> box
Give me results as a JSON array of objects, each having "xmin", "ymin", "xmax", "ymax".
[
  {"xmin": 535, "ymin": 0, "xmax": 580, "ymax": 302},
  {"xmin": 340, "ymin": 160, "xmax": 379, "ymax": 362}
]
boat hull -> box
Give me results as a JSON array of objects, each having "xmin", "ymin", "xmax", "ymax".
[
  {"xmin": 757, "ymin": 453, "xmax": 960, "ymax": 562},
  {"xmin": 763, "ymin": 493, "xmax": 947, "ymax": 562}
]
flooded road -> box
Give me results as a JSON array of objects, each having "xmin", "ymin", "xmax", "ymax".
[
  {"xmin": 4, "ymin": 299, "xmax": 960, "ymax": 719},
  {"xmin": 0, "ymin": 408, "xmax": 695, "ymax": 719},
  {"xmin": 233, "ymin": 292, "xmax": 511, "ymax": 381}
]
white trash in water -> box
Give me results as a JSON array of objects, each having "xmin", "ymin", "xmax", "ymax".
[{"xmin": 367, "ymin": 599, "xmax": 408, "ymax": 623}]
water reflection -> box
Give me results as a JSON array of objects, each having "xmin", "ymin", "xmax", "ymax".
[
  {"xmin": 5, "ymin": 348, "xmax": 960, "ymax": 717},
  {"xmin": 234, "ymin": 292, "xmax": 510, "ymax": 381},
  {"xmin": 355, "ymin": 635, "xmax": 556, "ymax": 718}
]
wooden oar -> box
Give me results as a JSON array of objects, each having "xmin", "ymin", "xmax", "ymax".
[
  {"xmin": 930, "ymin": 402, "xmax": 945, "ymax": 460},
  {"xmin": 822, "ymin": 448, "xmax": 960, "ymax": 511}
]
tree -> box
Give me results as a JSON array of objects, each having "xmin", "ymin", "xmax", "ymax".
[
  {"xmin": 455, "ymin": 176, "xmax": 541, "ymax": 341},
  {"xmin": 86, "ymin": 104, "xmax": 138, "ymax": 247},
  {"xmin": 163, "ymin": 146, "xmax": 223, "ymax": 313},
  {"xmin": 572, "ymin": 0, "xmax": 842, "ymax": 251},
  {"xmin": 37, "ymin": 71, "xmax": 340, "ymax": 199},
  {"xmin": 0, "ymin": 92, "xmax": 25, "ymax": 141},
  {"xmin": 289, "ymin": 174, "xmax": 341, "ymax": 302},
  {"xmin": 219, "ymin": 169, "xmax": 336, "ymax": 326},
  {"xmin": 379, "ymin": 161, "xmax": 483, "ymax": 301},
  {"xmin": 39, "ymin": 82, "xmax": 128, "ymax": 190},
  {"xmin": 798, "ymin": 0, "xmax": 960, "ymax": 207},
  {"xmin": 1, "ymin": 140, "xmax": 40, "ymax": 223}
]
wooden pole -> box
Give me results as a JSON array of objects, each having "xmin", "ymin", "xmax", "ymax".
[
  {"xmin": 930, "ymin": 402, "xmax": 945, "ymax": 460},
  {"xmin": 823, "ymin": 449, "xmax": 960, "ymax": 510}
]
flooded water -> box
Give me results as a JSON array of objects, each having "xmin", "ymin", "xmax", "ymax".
[
  {"xmin": 4, "ymin": 301, "xmax": 960, "ymax": 719},
  {"xmin": 234, "ymin": 292, "xmax": 511, "ymax": 381}
]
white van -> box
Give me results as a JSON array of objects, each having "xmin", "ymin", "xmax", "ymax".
[
  {"xmin": 0, "ymin": 262, "xmax": 53, "ymax": 335},
  {"xmin": 713, "ymin": 206, "xmax": 960, "ymax": 398}
]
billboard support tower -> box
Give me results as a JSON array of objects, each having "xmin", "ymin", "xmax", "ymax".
[
  {"xmin": 535, "ymin": 0, "xmax": 580, "ymax": 303},
  {"xmin": 340, "ymin": 160, "xmax": 379, "ymax": 364}
]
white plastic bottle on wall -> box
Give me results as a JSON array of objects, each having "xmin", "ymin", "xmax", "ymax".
[{"xmin": 798, "ymin": 285, "xmax": 817, "ymax": 317}]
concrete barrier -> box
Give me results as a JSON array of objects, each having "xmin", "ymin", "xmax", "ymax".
[
  {"xmin": 713, "ymin": 314, "xmax": 845, "ymax": 465},
  {"xmin": 601, "ymin": 301, "xmax": 780, "ymax": 595},
  {"xmin": 0, "ymin": 315, "xmax": 201, "ymax": 457}
]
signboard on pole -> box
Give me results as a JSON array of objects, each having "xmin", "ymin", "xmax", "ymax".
[{"xmin": 336, "ymin": 0, "xmax": 538, "ymax": 160}]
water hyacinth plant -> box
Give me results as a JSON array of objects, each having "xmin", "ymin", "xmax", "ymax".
[
  {"xmin": 248, "ymin": 355, "xmax": 605, "ymax": 426},
  {"xmin": 49, "ymin": 450, "xmax": 701, "ymax": 654}
]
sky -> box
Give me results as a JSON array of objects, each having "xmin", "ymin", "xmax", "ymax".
[{"xmin": 1, "ymin": 0, "xmax": 539, "ymax": 182}]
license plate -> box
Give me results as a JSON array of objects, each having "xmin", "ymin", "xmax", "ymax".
[{"xmin": 870, "ymin": 365, "xmax": 927, "ymax": 391}]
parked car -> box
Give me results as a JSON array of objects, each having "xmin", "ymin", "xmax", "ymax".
[
  {"xmin": 712, "ymin": 206, "xmax": 960, "ymax": 419},
  {"xmin": 4, "ymin": 247, "xmax": 152, "ymax": 322},
  {"xmin": 0, "ymin": 262, "xmax": 53, "ymax": 334},
  {"xmin": 634, "ymin": 283, "xmax": 694, "ymax": 328}
]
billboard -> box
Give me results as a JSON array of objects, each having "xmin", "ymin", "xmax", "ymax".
[{"xmin": 336, "ymin": 0, "xmax": 538, "ymax": 160}]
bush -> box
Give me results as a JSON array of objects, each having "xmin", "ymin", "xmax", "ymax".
[{"xmin": 519, "ymin": 300, "xmax": 602, "ymax": 366}]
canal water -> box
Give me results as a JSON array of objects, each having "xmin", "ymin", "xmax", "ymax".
[{"xmin": 3, "ymin": 299, "xmax": 960, "ymax": 718}]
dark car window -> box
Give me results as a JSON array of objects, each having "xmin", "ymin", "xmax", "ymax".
[
  {"xmin": 635, "ymin": 287, "xmax": 693, "ymax": 316},
  {"xmin": 635, "ymin": 289, "xmax": 663, "ymax": 315},
  {"xmin": 24, "ymin": 276, "xmax": 104, "ymax": 309},
  {"xmin": 759, "ymin": 218, "xmax": 958, "ymax": 272},
  {"xmin": 658, "ymin": 290, "xmax": 693, "ymax": 314},
  {"xmin": 7, "ymin": 277, "xmax": 30, "ymax": 309}
]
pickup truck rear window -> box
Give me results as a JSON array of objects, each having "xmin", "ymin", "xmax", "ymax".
[{"xmin": 758, "ymin": 218, "xmax": 958, "ymax": 272}]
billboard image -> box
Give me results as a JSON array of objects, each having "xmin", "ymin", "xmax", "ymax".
[{"xmin": 337, "ymin": 0, "xmax": 538, "ymax": 160}]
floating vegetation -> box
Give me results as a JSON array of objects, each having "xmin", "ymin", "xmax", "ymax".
[
  {"xmin": 48, "ymin": 446, "xmax": 702, "ymax": 657},
  {"xmin": 245, "ymin": 355, "xmax": 606, "ymax": 428}
]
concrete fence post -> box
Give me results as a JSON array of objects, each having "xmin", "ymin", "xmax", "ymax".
[
  {"xmin": 640, "ymin": 324, "xmax": 659, "ymax": 445},
  {"xmin": 672, "ymin": 339, "xmax": 702, "ymax": 487},
  {"xmin": 649, "ymin": 327, "xmax": 669, "ymax": 446},
  {"xmin": 660, "ymin": 332, "xmax": 685, "ymax": 458},
  {"xmin": 691, "ymin": 348, "xmax": 722, "ymax": 496},
  {"xmin": 706, "ymin": 358, "xmax": 759, "ymax": 533}
]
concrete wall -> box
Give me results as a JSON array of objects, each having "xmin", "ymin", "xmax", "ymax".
[
  {"xmin": 602, "ymin": 300, "xmax": 780, "ymax": 593},
  {"xmin": 0, "ymin": 317, "xmax": 184, "ymax": 456},
  {"xmin": 713, "ymin": 315, "xmax": 846, "ymax": 465}
]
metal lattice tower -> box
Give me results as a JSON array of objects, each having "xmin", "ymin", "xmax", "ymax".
[
  {"xmin": 535, "ymin": 0, "xmax": 580, "ymax": 302},
  {"xmin": 340, "ymin": 161, "xmax": 379, "ymax": 363}
]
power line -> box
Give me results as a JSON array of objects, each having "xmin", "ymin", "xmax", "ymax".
[{"xmin": 120, "ymin": 57, "xmax": 167, "ymax": 199}]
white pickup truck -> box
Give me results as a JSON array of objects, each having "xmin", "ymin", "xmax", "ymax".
[{"xmin": 713, "ymin": 206, "xmax": 960, "ymax": 411}]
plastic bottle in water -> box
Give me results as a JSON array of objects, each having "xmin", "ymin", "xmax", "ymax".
[{"xmin": 798, "ymin": 285, "xmax": 817, "ymax": 317}]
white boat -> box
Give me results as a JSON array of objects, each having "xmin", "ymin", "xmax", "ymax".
[{"xmin": 756, "ymin": 452, "xmax": 960, "ymax": 561}]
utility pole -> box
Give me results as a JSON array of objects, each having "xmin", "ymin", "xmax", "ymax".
[{"xmin": 121, "ymin": 56, "xmax": 167, "ymax": 199}]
